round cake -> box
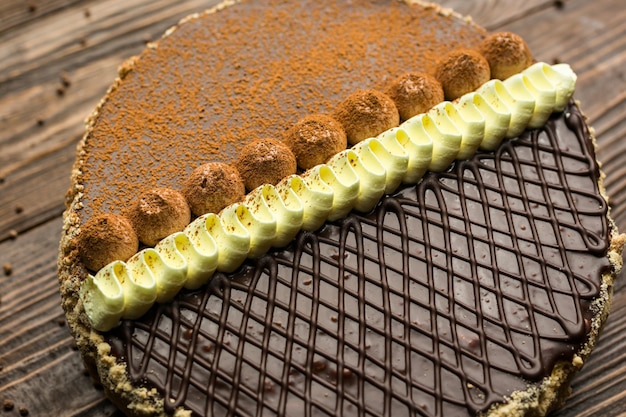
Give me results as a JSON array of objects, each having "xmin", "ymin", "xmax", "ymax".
[{"xmin": 58, "ymin": 1, "xmax": 625, "ymax": 416}]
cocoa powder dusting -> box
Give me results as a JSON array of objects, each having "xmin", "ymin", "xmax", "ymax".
[
  {"xmin": 127, "ymin": 187, "xmax": 191, "ymax": 246},
  {"xmin": 435, "ymin": 48, "xmax": 491, "ymax": 100},
  {"xmin": 183, "ymin": 162, "xmax": 245, "ymax": 216},
  {"xmin": 77, "ymin": 213, "xmax": 138, "ymax": 271},
  {"xmin": 333, "ymin": 89, "xmax": 399, "ymax": 145},
  {"xmin": 385, "ymin": 72, "xmax": 445, "ymax": 121},
  {"xmin": 478, "ymin": 32, "xmax": 534, "ymax": 80},
  {"xmin": 284, "ymin": 114, "xmax": 347, "ymax": 170},
  {"xmin": 235, "ymin": 138, "xmax": 296, "ymax": 191},
  {"xmin": 79, "ymin": 0, "xmax": 486, "ymax": 222}
]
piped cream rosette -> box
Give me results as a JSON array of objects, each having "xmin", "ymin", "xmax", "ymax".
[{"xmin": 80, "ymin": 62, "xmax": 577, "ymax": 331}]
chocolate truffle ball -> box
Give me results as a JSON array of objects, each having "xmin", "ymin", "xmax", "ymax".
[
  {"xmin": 183, "ymin": 162, "xmax": 245, "ymax": 216},
  {"xmin": 284, "ymin": 114, "xmax": 347, "ymax": 169},
  {"xmin": 435, "ymin": 49, "xmax": 491, "ymax": 100},
  {"xmin": 333, "ymin": 89, "xmax": 400, "ymax": 145},
  {"xmin": 385, "ymin": 72, "xmax": 445, "ymax": 120},
  {"xmin": 127, "ymin": 187, "xmax": 191, "ymax": 246},
  {"xmin": 77, "ymin": 213, "xmax": 138, "ymax": 271},
  {"xmin": 236, "ymin": 138, "xmax": 297, "ymax": 191},
  {"xmin": 479, "ymin": 32, "xmax": 534, "ymax": 80}
]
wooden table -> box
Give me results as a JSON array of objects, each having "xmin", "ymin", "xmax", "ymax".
[{"xmin": 1, "ymin": 0, "xmax": 624, "ymax": 416}]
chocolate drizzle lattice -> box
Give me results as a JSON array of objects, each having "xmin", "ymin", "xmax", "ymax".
[{"xmin": 108, "ymin": 102, "xmax": 610, "ymax": 417}]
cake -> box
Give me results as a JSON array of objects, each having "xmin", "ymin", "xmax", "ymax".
[{"xmin": 57, "ymin": 0, "xmax": 625, "ymax": 416}]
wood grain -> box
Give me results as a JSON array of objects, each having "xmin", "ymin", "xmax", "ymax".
[
  {"xmin": 0, "ymin": 0, "xmax": 624, "ymax": 416},
  {"xmin": 0, "ymin": 0, "xmax": 222, "ymax": 241}
]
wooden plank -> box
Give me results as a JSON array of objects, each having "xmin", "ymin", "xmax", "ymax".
[
  {"xmin": 433, "ymin": 0, "xmax": 565, "ymax": 29},
  {"xmin": 0, "ymin": 217, "xmax": 116, "ymax": 416},
  {"xmin": 0, "ymin": 132, "xmax": 74, "ymax": 241},
  {"xmin": 0, "ymin": 0, "xmax": 88, "ymax": 36},
  {"xmin": 0, "ymin": 0, "xmax": 625, "ymax": 416},
  {"xmin": 0, "ymin": 0, "xmax": 222, "ymax": 241},
  {"xmin": 554, "ymin": 281, "xmax": 626, "ymax": 416}
]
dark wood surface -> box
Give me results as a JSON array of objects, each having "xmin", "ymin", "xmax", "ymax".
[{"xmin": 1, "ymin": 0, "xmax": 625, "ymax": 416}]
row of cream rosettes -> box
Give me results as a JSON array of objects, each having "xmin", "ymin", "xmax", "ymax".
[{"xmin": 81, "ymin": 62, "xmax": 577, "ymax": 331}]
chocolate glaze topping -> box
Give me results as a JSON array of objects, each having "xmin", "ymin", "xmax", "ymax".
[{"xmin": 106, "ymin": 102, "xmax": 611, "ymax": 416}]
